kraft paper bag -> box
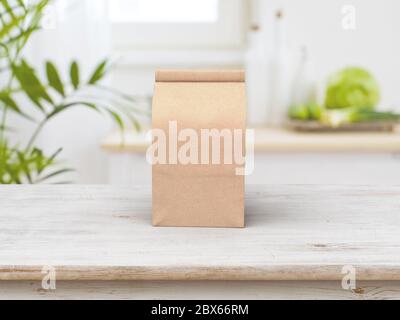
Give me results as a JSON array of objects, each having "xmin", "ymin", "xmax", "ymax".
[{"xmin": 151, "ymin": 70, "xmax": 246, "ymax": 228}]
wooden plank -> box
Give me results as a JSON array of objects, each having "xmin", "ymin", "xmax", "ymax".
[
  {"xmin": 0, "ymin": 185, "xmax": 400, "ymax": 281},
  {"xmin": 2, "ymin": 281, "xmax": 400, "ymax": 300},
  {"xmin": 286, "ymin": 120, "xmax": 396, "ymax": 132},
  {"xmin": 101, "ymin": 127, "xmax": 400, "ymax": 153}
]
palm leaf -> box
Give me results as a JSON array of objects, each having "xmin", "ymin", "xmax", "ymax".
[
  {"xmin": 11, "ymin": 59, "xmax": 53, "ymax": 111},
  {"xmin": 16, "ymin": 150, "xmax": 32, "ymax": 183},
  {"xmin": 0, "ymin": 92, "xmax": 34, "ymax": 120},
  {"xmin": 106, "ymin": 109, "xmax": 124, "ymax": 131},
  {"xmin": 46, "ymin": 61, "xmax": 65, "ymax": 97},
  {"xmin": 47, "ymin": 102, "xmax": 99, "ymax": 120},
  {"xmin": 0, "ymin": 14, "xmax": 26, "ymax": 40},
  {"xmin": 88, "ymin": 59, "xmax": 108, "ymax": 85},
  {"xmin": 0, "ymin": 8, "xmax": 26, "ymax": 41},
  {"xmin": 35, "ymin": 168, "xmax": 74, "ymax": 183},
  {"xmin": 70, "ymin": 61, "xmax": 80, "ymax": 89}
]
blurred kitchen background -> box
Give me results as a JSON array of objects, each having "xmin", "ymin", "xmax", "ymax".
[{"xmin": 2, "ymin": 0, "xmax": 400, "ymax": 185}]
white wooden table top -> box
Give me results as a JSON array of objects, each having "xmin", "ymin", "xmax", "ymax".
[
  {"xmin": 1, "ymin": 185, "xmax": 400, "ymax": 281},
  {"xmin": 101, "ymin": 127, "xmax": 400, "ymax": 153}
]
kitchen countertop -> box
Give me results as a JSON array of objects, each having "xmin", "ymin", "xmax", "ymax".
[
  {"xmin": 101, "ymin": 127, "xmax": 400, "ymax": 153},
  {"xmin": 1, "ymin": 184, "xmax": 400, "ymax": 282}
]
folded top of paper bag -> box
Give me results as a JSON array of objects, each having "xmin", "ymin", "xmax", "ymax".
[{"xmin": 155, "ymin": 70, "xmax": 245, "ymax": 83}]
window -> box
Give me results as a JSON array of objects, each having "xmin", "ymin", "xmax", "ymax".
[
  {"xmin": 109, "ymin": 0, "xmax": 219, "ymax": 23},
  {"xmin": 107, "ymin": 0, "xmax": 247, "ymax": 50}
]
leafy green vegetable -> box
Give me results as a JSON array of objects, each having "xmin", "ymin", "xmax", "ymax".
[
  {"xmin": 288, "ymin": 102, "xmax": 322, "ymax": 121},
  {"xmin": 321, "ymin": 107, "xmax": 400, "ymax": 127},
  {"xmin": 307, "ymin": 102, "xmax": 322, "ymax": 120},
  {"xmin": 325, "ymin": 67, "xmax": 380, "ymax": 110},
  {"xmin": 288, "ymin": 104, "xmax": 309, "ymax": 120}
]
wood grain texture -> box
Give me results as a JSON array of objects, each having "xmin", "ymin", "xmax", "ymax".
[
  {"xmin": 1, "ymin": 185, "xmax": 400, "ymax": 281},
  {"xmin": 2, "ymin": 281, "xmax": 400, "ymax": 300},
  {"xmin": 101, "ymin": 127, "xmax": 400, "ymax": 153}
]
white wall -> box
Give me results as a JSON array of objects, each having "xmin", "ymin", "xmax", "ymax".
[
  {"xmin": 112, "ymin": 0, "xmax": 400, "ymax": 123},
  {"xmin": 14, "ymin": 0, "xmax": 400, "ymax": 183},
  {"xmin": 265, "ymin": 0, "xmax": 400, "ymax": 110}
]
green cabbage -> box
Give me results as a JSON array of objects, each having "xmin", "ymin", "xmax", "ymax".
[{"xmin": 325, "ymin": 67, "xmax": 380, "ymax": 110}]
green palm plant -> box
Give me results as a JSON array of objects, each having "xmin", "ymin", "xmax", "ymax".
[{"xmin": 0, "ymin": 0, "xmax": 143, "ymax": 184}]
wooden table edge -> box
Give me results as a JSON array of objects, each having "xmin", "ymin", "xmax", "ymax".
[{"xmin": 2, "ymin": 265, "xmax": 400, "ymax": 281}]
